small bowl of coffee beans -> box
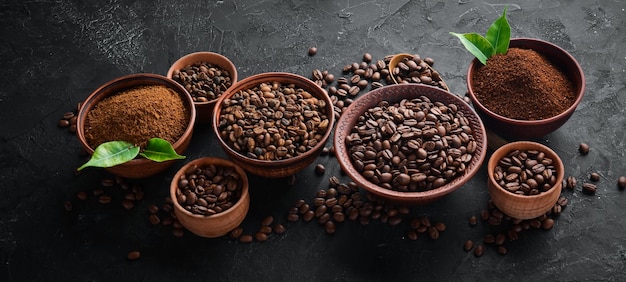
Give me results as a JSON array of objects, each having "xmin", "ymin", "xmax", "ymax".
[
  {"xmin": 487, "ymin": 141, "xmax": 564, "ymax": 220},
  {"xmin": 213, "ymin": 72, "xmax": 335, "ymax": 178},
  {"xmin": 170, "ymin": 157, "xmax": 250, "ymax": 238},
  {"xmin": 334, "ymin": 83, "xmax": 488, "ymax": 204},
  {"xmin": 167, "ymin": 51, "xmax": 238, "ymax": 124}
]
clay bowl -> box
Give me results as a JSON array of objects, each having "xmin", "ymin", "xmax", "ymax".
[
  {"xmin": 167, "ymin": 52, "xmax": 238, "ymax": 124},
  {"xmin": 487, "ymin": 141, "xmax": 564, "ymax": 220},
  {"xmin": 170, "ymin": 157, "xmax": 250, "ymax": 238},
  {"xmin": 212, "ymin": 72, "xmax": 335, "ymax": 178},
  {"xmin": 76, "ymin": 73, "xmax": 196, "ymax": 179},
  {"xmin": 334, "ymin": 84, "xmax": 488, "ymax": 205},
  {"xmin": 466, "ymin": 38, "xmax": 585, "ymax": 139}
]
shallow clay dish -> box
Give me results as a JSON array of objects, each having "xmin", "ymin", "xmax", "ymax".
[
  {"xmin": 212, "ymin": 72, "xmax": 335, "ymax": 178},
  {"xmin": 487, "ymin": 141, "xmax": 564, "ymax": 220},
  {"xmin": 466, "ymin": 38, "xmax": 585, "ymax": 139},
  {"xmin": 170, "ymin": 157, "xmax": 250, "ymax": 238},
  {"xmin": 167, "ymin": 52, "xmax": 237, "ymax": 124},
  {"xmin": 334, "ymin": 84, "xmax": 487, "ymax": 205},
  {"xmin": 76, "ymin": 73, "xmax": 196, "ymax": 179}
]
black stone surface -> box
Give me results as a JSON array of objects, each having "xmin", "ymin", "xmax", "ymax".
[{"xmin": 1, "ymin": 0, "xmax": 625, "ymax": 281}]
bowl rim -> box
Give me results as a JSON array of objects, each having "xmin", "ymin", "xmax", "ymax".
[
  {"xmin": 466, "ymin": 37, "xmax": 586, "ymax": 125},
  {"xmin": 487, "ymin": 141, "xmax": 565, "ymax": 199},
  {"xmin": 333, "ymin": 83, "xmax": 488, "ymax": 202},
  {"xmin": 212, "ymin": 71, "xmax": 336, "ymax": 166},
  {"xmin": 76, "ymin": 73, "xmax": 197, "ymax": 161},
  {"xmin": 169, "ymin": 157, "xmax": 250, "ymax": 219},
  {"xmin": 166, "ymin": 51, "xmax": 238, "ymax": 105}
]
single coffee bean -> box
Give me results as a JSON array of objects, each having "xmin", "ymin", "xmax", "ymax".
[
  {"xmin": 590, "ymin": 172, "xmax": 600, "ymax": 182},
  {"xmin": 495, "ymin": 233, "xmax": 506, "ymax": 245},
  {"xmin": 127, "ymin": 251, "xmax": 141, "ymax": 261},
  {"xmin": 557, "ymin": 197, "xmax": 568, "ymax": 207},
  {"xmin": 474, "ymin": 244, "xmax": 485, "ymax": 257},
  {"xmin": 566, "ymin": 176, "xmax": 577, "ymax": 189},
  {"xmin": 239, "ymin": 234, "xmax": 253, "ymax": 243},
  {"xmin": 463, "ymin": 240, "xmax": 474, "ymax": 252},
  {"xmin": 122, "ymin": 200, "xmax": 134, "ymax": 210},
  {"xmin": 172, "ymin": 228, "xmax": 184, "ymax": 238},
  {"xmin": 618, "ymin": 176, "xmax": 626, "ymax": 190},
  {"xmin": 148, "ymin": 204, "xmax": 159, "ymax": 214},
  {"xmin": 261, "ymin": 216, "xmax": 274, "ymax": 227},
  {"xmin": 98, "ymin": 195, "xmax": 112, "ymax": 204},
  {"xmin": 315, "ymin": 164, "xmax": 325, "ymax": 175},
  {"xmin": 230, "ymin": 227, "xmax": 243, "ymax": 239},
  {"xmin": 273, "ymin": 224, "xmax": 286, "ymax": 234},
  {"xmin": 484, "ymin": 234, "xmax": 495, "ymax": 244},
  {"xmin": 58, "ymin": 119, "xmax": 70, "ymax": 128},
  {"xmin": 324, "ymin": 221, "xmax": 336, "ymax": 234},
  {"xmin": 308, "ymin": 47, "xmax": 317, "ymax": 56},
  {"xmin": 428, "ymin": 227, "xmax": 439, "ymax": 239},
  {"xmin": 255, "ymin": 232, "xmax": 268, "ymax": 242},
  {"xmin": 287, "ymin": 213, "xmax": 299, "ymax": 222},
  {"xmin": 407, "ymin": 230, "xmax": 418, "ymax": 241},
  {"xmin": 579, "ymin": 143, "xmax": 590, "ymax": 155},
  {"xmin": 469, "ymin": 216, "xmax": 478, "ymax": 226},
  {"xmin": 362, "ymin": 53, "xmax": 372, "ymax": 63},
  {"xmin": 149, "ymin": 214, "xmax": 161, "ymax": 225},
  {"xmin": 582, "ymin": 182, "xmax": 597, "ymax": 195},
  {"xmin": 259, "ymin": 226, "xmax": 272, "ymax": 235},
  {"xmin": 63, "ymin": 200, "xmax": 73, "ymax": 211},
  {"xmin": 498, "ymin": 246, "xmax": 508, "ymax": 255},
  {"xmin": 303, "ymin": 210, "xmax": 315, "ymax": 222},
  {"xmin": 434, "ymin": 222, "xmax": 446, "ymax": 232},
  {"xmin": 542, "ymin": 218, "xmax": 555, "ymax": 230}
]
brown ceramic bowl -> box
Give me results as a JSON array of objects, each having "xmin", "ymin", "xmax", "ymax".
[
  {"xmin": 466, "ymin": 38, "xmax": 585, "ymax": 139},
  {"xmin": 487, "ymin": 141, "xmax": 564, "ymax": 219},
  {"xmin": 212, "ymin": 72, "xmax": 335, "ymax": 178},
  {"xmin": 170, "ymin": 157, "xmax": 250, "ymax": 238},
  {"xmin": 167, "ymin": 52, "xmax": 238, "ymax": 124},
  {"xmin": 76, "ymin": 73, "xmax": 196, "ymax": 179},
  {"xmin": 334, "ymin": 84, "xmax": 488, "ymax": 205}
]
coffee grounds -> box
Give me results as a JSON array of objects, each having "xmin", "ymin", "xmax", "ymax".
[
  {"xmin": 472, "ymin": 48, "xmax": 576, "ymax": 120},
  {"xmin": 85, "ymin": 85, "xmax": 189, "ymax": 149}
]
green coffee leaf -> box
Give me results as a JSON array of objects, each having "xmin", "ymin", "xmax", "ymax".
[
  {"xmin": 78, "ymin": 141, "xmax": 140, "ymax": 170},
  {"xmin": 486, "ymin": 7, "xmax": 510, "ymax": 54},
  {"xmin": 449, "ymin": 32, "xmax": 494, "ymax": 65},
  {"xmin": 139, "ymin": 138, "xmax": 185, "ymax": 162}
]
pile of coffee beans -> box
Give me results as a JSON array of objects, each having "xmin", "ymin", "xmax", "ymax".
[
  {"xmin": 57, "ymin": 103, "xmax": 81, "ymax": 134},
  {"xmin": 171, "ymin": 62, "xmax": 233, "ymax": 103},
  {"xmin": 217, "ymin": 82, "xmax": 330, "ymax": 160},
  {"xmin": 174, "ymin": 163, "xmax": 243, "ymax": 216},
  {"xmin": 346, "ymin": 97, "xmax": 478, "ymax": 192},
  {"xmin": 391, "ymin": 55, "xmax": 448, "ymax": 91},
  {"xmin": 494, "ymin": 149, "xmax": 558, "ymax": 195}
]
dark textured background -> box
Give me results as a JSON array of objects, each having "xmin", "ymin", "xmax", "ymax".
[{"xmin": 1, "ymin": 0, "xmax": 625, "ymax": 281}]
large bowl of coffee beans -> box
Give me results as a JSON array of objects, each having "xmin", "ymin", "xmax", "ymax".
[
  {"xmin": 76, "ymin": 73, "xmax": 196, "ymax": 179},
  {"xmin": 170, "ymin": 157, "xmax": 250, "ymax": 238},
  {"xmin": 213, "ymin": 72, "xmax": 335, "ymax": 178},
  {"xmin": 466, "ymin": 38, "xmax": 585, "ymax": 139},
  {"xmin": 334, "ymin": 84, "xmax": 488, "ymax": 204},
  {"xmin": 167, "ymin": 51, "xmax": 237, "ymax": 124},
  {"xmin": 487, "ymin": 141, "xmax": 564, "ymax": 220}
]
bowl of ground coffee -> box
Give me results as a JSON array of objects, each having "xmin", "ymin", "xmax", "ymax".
[
  {"xmin": 76, "ymin": 73, "xmax": 196, "ymax": 179},
  {"xmin": 334, "ymin": 84, "xmax": 488, "ymax": 204},
  {"xmin": 213, "ymin": 72, "xmax": 334, "ymax": 178},
  {"xmin": 170, "ymin": 157, "xmax": 250, "ymax": 238},
  {"xmin": 466, "ymin": 38, "xmax": 585, "ymax": 139},
  {"xmin": 487, "ymin": 141, "xmax": 564, "ymax": 220},
  {"xmin": 167, "ymin": 52, "xmax": 237, "ymax": 124}
]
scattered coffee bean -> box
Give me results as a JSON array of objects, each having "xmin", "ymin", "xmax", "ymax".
[
  {"xmin": 255, "ymin": 232, "xmax": 268, "ymax": 242},
  {"xmin": 618, "ymin": 176, "xmax": 626, "ymax": 190},
  {"xmin": 324, "ymin": 221, "xmax": 336, "ymax": 234},
  {"xmin": 590, "ymin": 172, "xmax": 600, "ymax": 182},
  {"xmin": 474, "ymin": 244, "xmax": 485, "ymax": 257},
  {"xmin": 261, "ymin": 216, "xmax": 274, "ymax": 227},
  {"xmin": 273, "ymin": 224, "xmax": 286, "ymax": 234},
  {"xmin": 127, "ymin": 251, "xmax": 141, "ymax": 261},
  {"xmin": 230, "ymin": 227, "xmax": 243, "ymax": 239},
  {"xmin": 315, "ymin": 164, "xmax": 326, "ymax": 175},
  {"xmin": 122, "ymin": 200, "xmax": 134, "ymax": 210},
  {"xmin": 557, "ymin": 197, "xmax": 568, "ymax": 207},
  {"xmin": 362, "ymin": 53, "xmax": 372, "ymax": 63},
  {"xmin": 582, "ymin": 182, "xmax": 597, "ymax": 195},
  {"xmin": 484, "ymin": 234, "xmax": 495, "ymax": 244},
  {"xmin": 259, "ymin": 226, "xmax": 273, "ymax": 234},
  {"xmin": 149, "ymin": 214, "xmax": 161, "ymax": 225},
  {"xmin": 308, "ymin": 47, "xmax": 317, "ymax": 56},
  {"xmin": 469, "ymin": 216, "xmax": 478, "ymax": 226},
  {"xmin": 98, "ymin": 195, "xmax": 112, "ymax": 204},
  {"xmin": 239, "ymin": 234, "xmax": 253, "ymax": 243},
  {"xmin": 428, "ymin": 227, "xmax": 440, "ymax": 239},
  {"xmin": 463, "ymin": 240, "xmax": 474, "ymax": 252},
  {"xmin": 63, "ymin": 201, "xmax": 73, "ymax": 212},
  {"xmin": 566, "ymin": 176, "xmax": 577, "ymax": 190},
  {"xmin": 407, "ymin": 230, "xmax": 419, "ymax": 241},
  {"xmin": 148, "ymin": 204, "xmax": 159, "ymax": 214},
  {"xmin": 497, "ymin": 246, "xmax": 508, "ymax": 255},
  {"xmin": 578, "ymin": 143, "xmax": 590, "ymax": 155},
  {"xmin": 542, "ymin": 218, "xmax": 555, "ymax": 230}
]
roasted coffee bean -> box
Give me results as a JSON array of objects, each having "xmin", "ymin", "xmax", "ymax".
[
  {"xmin": 262, "ymin": 216, "xmax": 274, "ymax": 226},
  {"xmin": 566, "ymin": 176, "xmax": 577, "ymax": 189},
  {"xmin": 484, "ymin": 234, "xmax": 495, "ymax": 244},
  {"xmin": 239, "ymin": 234, "xmax": 253, "ymax": 243},
  {"xmin": 324, "ymin": 221, "xmax": 336, "ymax": 234},
  {"xmin": 469, "ymin": 216, "xmax": 478, "ymax": 226},
  {"xmin": 230, "ymin": 227, "xmax": 243, "ymax": 239},
  {"xmin": 428, "ymin": 227, "xmax": 439, "ymax": 239},
  {"xmin": 315, "ymin": 164, "xmax": 326, "ymax": 175},
  {"xmin": 557, "ymin": 197, "xmax": 568, "ymax": 207},
  {"xmin": 407, "ymin": 230, "xmax": 419, "ymax": 241},
  {"xmin": 259, "ymin": 226, "xmax": 273, "ymax": 234},
  {"xmin": 474, "ymin": 244, "xmax": 485, "ymax": 257},
  {"xmin": 590, "ymin": 172, "xmax": 600, "ymax": 182},
  {"xmin": 582, "ymin": 182, "xmax": 597, "ymax": 195},
  {"xmin": 148, "ymin": 204, "xmax": 159, "ymax": 214},
  {"xmin": 122, "ymin": 200, "xmax": 134, "ymax": 210},
  {"xmin": 497, "ymin": 246, "xmax": 508, "ymax": 255},
  {"xmin": 58, "ymin": 119, "xmax": 70, "ymax": 128},
  {"xmin": 149, "ymin": 214, "xmax": 161, "ymax": 225},
  {"xmin": 362, "ymin": 53, "xmax": 372, "ymax": 63},
  {"xmin": 579, "ymin": 143, "xmax": 590, "ymax": 155},
  {"xmin": 495, "ymin": 233, "xmax": 506, "ymax": 245},
  {"xmin": 127, "ymin": 251, "xmax": 141, "ymax": 261},
  {"xmin": 77, "ymin": 191, "xmax": 87, "ymax": 200},
  {"xmin": 619, "ymin": 176, "xmax": 626, "ymax": 190},
  {"xmin": 63, "ymin": 200, "xmax": 72, "ymax": 211},
  {"xmin": 273, "ymin": 223, "xmax": 286, "ymax": 234},
  {"xmin": 287, "ymin": 213, "xmax": 299, "ymax": 222},
  {"xmin": 308, "ymin": 47, "xmax": 317, "ymax": 56},
  {"xmin": 172, "ymin": 228, "xmax": 184, "ymax": 238},
  {"xmin": 463, "ymin": 240, "xmax": 474, "ymax": 252},
  {"xmin": 303, "ymin": 210, "xmax": 315, "ymax": 222},
  {"xmin": 542, "ymin": 218, "xmax": 555, "ymax": 230},
  {"xmin": 98, "ymin": 195, "xmax": 112, "ymax": 204},
  {"xmin": 434, "ymin": 222, "xmax": 446, "ymax": 232},
  {"xmin": 255, "ymin": 232, "xmax": 268, "ymax": 242}
]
